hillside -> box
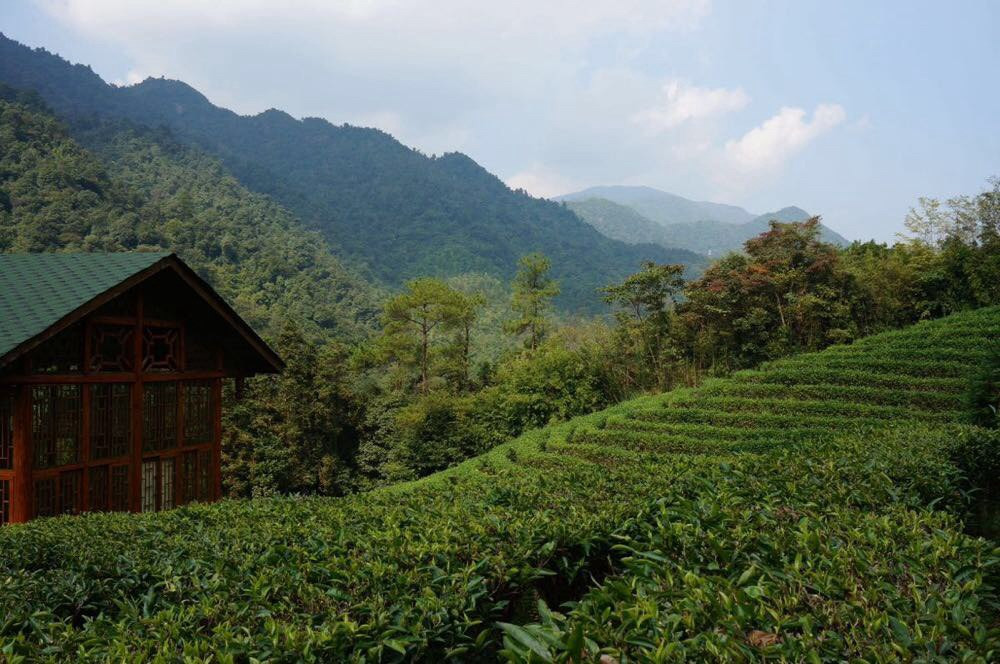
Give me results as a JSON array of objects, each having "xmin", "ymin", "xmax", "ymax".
[
  {"xmin": 560, "ymin": 185, "xmax": 849, "ymax": 255},
  {"xmin": 1, "ymin": 306, "xmax": 997, "ymax": 660},
  {"xmin": 568, "ymin": 195, "xmax": 849, "ymax": 255},
  {"xmin": 0, "ymin": 86, "xmax": 380, "ymax": 341},
  {"xmin": 0, "ymin": 34, "xmax": 706, "ymax": 313},
  {"xmin": 557, "ymin": 185, "xmax": 755, "ymax": 225}
]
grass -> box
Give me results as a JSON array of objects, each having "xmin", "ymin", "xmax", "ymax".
[{"xmin": 1, "ymin": 306, "xmax": 998, "ymax": 662}]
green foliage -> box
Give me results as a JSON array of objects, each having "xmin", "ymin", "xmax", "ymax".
[
  {"xmin": 1, "ymin": 305, "xmax": 997, "ymax": 660},
  {"xmin": 0, "ymin": 94, "xmax": 380, "ymax": 342},
  {"xmin": 507, "ymin": 253, "xmax": 560, "ymax": 351}
]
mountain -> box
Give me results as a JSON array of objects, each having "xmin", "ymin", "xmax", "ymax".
[
  {"xmin": 556, "ymin": 185, "xmax": 755, "ymax": 225},
  {"xmin": 0, "ymin": 34, "xmax": 707, "ymax": 312},
  {"xmin": 0, "ymin": 84, "xmax": 380, "ymax": 341},
  {"xmin": 561, "ymin": 185, "xmax": 849, "ymax": 255}
]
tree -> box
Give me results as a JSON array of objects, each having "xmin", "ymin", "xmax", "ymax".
[
  {"xmin": 378, "ymin": 278, "xmax": 470, "ymax": 395},
  {"xmin": 602, "ymin": 262, "xmax": 686, "ymax": 390},
  {"xmin": 507, "ymin": 252, "xmax": 560, "ymax": 351}
]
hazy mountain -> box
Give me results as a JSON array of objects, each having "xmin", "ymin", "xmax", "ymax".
[
  {"xmin": 566, "ymin": 196, "xmax": 848, "ymax": 256},
  {"xmin": 556, "ymin": 185, "xmax": 755, "ymax": 226},
  {"xmin": 0, "ymin": 34, "xmax": 706, "ymax": 312}
]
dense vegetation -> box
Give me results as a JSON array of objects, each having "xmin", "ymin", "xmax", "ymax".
[
  {"xmin": 0, "ymin": 85, "xmax": 380, "ymax": 341},
  {"xmin": 0, "ymin": 33, "xmax": 707, "ymax": 313},
  {"xmin": 0, "ymin": 307, "xmax": 997, "ymax": 660},
  {"xmin": 5, "ymin": 82, "xmax": 999, "ymax": 502}
]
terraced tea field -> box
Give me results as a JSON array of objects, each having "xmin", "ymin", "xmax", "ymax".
[{"xmin": 1, "ymin": 307, "xmax": 998, "ymax": 661}]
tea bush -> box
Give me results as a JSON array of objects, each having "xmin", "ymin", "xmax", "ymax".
[{"xmin": 1, "ymin": 307, "xmax": 998, "ymax": 661}]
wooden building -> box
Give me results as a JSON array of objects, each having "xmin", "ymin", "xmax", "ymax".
[{"xmin": 0, "ymin": 253, "xmax": 283, "ymax": 524}]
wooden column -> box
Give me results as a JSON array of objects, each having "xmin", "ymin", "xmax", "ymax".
[{"xmin": 11, "ymin": 384, "xmax": 31, "ymax": 523}]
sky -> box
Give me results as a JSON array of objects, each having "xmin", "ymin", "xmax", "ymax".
[{"xmin": 2, "ymin": 0, "xmax": 998, "ymax": 242}]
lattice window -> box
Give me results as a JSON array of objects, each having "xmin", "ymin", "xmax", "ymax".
[
  {"xmin": 182, "ymin": 451, "xmax": 197, "ymax": 504},
  {"xmin": 142, "ymin": 383, "xmax": 177, "ymax": 452},
  {"xmin": 59, "ymin": 471, "xmax": 82, "ymax": 515},
  {"xmin": 91, "ymin": 384, "xmax": 131, "ymax": 460},
  {"xmin": 89, "ymin": 465, "xmax": 109, "ymax": 512},
  {"xmin": 142, "ymin": 327, "xmax": 180, "ymax": 372},
  {"xmin": 184, "ymin": 381, "xmax": 214, "ymax": 444},
  {"xmin": 89, "ymin": 326, "xmax": 134, "ymax": 373},
  {"xmin": 32, "ymin": 385, "xmax": 81, "ymax": 469},
  {"xmin": 34, "ymin": 478, "xmax": 56, "ymax": 518},
  {"xmin": 141, "ymin": 461, "xmax": 156, "ymax": 512},
  {"xmin": 0, "ymin": 391, "xmax": 12, "ymax": 470},
  {"xmin": 32, "ymin": 326, "xmax": 83, "ymax": 374},
  {"xmin": 111, "ymin": 465, "xmax": 129, "ymax": 512},
  {"xmin": 0, "ymin": 479, "xmax": 10, "ymax": 524},
  {"xmin": 198, "ymin": 449, "xmax": 213, "ymax": 501},
  {"xmin": 161, "ymin": 457, "xmax": 175, "ymax": 510}
]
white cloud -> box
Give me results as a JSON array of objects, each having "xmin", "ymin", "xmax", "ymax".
[
  {"xmin": 505, "ymin": 165, "xmax": 580, "ymax": 198},
  {"xmin": 723, "ymin": 104, "xmax": 846, "ymax": 174},
  {"xmin": 631, "ymin": 80, "xmax": 749, "ymax": 133}
]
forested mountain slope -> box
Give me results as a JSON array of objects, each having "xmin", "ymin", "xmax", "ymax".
[
  {"xmin": 1, "ymin": 306, "xmax": 996, "ymax": 660},
  {"xmin": 0, "ymin": 86, "xmax": 380, "ymax": 340},
  {"xmin": 0, "ymin": 34, "xmax": 706, "ymax": 312}
]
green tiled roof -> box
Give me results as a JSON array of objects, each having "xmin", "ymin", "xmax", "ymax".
[{"xmin": 0, "ymin": 252, "xmax": 170, "ymax": 362}]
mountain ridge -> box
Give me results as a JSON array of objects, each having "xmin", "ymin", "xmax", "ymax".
[
  {"xmin": 0, "ymin": 33, "xmax": 707, "ymax": 313},
  {"xmin": 565, "ymin": 195, "xmax": 848, "ymax": 256}
]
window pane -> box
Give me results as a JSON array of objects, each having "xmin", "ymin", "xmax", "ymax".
[
  {"xmin": 32, "ymin": 385, "xmax": 81, "ymax": 468},
  {"xmin": 91, "ymin": 384, "xmax": 131, "ymax": 459},
  {"xmin": 111, "ymin": 465, "xmax": 129, "ymax": 512},
  {"xmin": 142, "ymin": 383, "xmax": 177, "ymax": 452},
  {"xmin": 34, "ymin": 478, "xmax": 56, "ymax": 518},
  {"xmin": 182, "ymin": 451, "xmax": 197, "ymax": 504},
  {"xmin": 141, "ymin": 461, "xmax": 156, "ymax": 512},
  {"xmin": 184, "ymin": 381, "xmax": 214, "ymax": 444},
  {"xmin": 161, "ymin": 458, "xmax": 174, "ymax": 510},
  {"xmin": 89, "ymin": 465, "xmax": 110, "ymax": 512},
  {"xmin": 59, "ymin": 470, "xmax": 82, "ymax": 515}
]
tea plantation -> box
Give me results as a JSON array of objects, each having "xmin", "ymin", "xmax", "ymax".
[{"xmin": 1, "ymin": 307, "xmax": 998, "ymax": 662}]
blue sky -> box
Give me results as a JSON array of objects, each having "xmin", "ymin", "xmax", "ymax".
[{"xmin": 2, "ymin": 1, "xmax": 997, "ymax": 242}]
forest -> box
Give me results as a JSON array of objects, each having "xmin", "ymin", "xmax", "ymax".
[{"xmin": 3, "ymin": 84, "xmax": 999, "ymax": 499}]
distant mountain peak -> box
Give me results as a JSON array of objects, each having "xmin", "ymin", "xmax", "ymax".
[{"xmin": 555, "ymin": 185, "xmax": 754, "ymax": 226}]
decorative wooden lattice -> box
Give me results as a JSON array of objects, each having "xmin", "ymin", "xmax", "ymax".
[
  {"xmin": 141, "ymin": 457, "xmax": 176, "ymax": 512},
  {"xmin": 184, "ymin": 381, "xmax": 214, "ymax": 444},
  {"xmin": 59, "ymin": 471, "xmax": 82, "ymax": 515},
  {"xmin": 0, "ymin": 391, "xmax": 12, "ymax": 471},
  {"xmin": 111, "ymin": 465, "xmax": 129, "ymax": 512},
  {"xmin": 32, "ymin": 326, "xmax": 83, "ymax": 374},
  {"xmin": 182, "ymin": 451, "xmax": 197, "ymax": 504},
  {"xmin": 0, "ymin": 479, "xmax": 10, "ymax": 525},
  {"xmin": 32, "ymin": 385, "xmax": 81, "ymax": 469},
  {"xmin": 142, "ymin": 327, "xmax": 180, "ymax": 372},
  {"xmin": 89, "ymin": 325, "xmax": 134, "ymax": 373},
  {"xmin": 88, "ymin": 465, "xmax": 109, "ymax": 512},
  {"xmin": 34, "ymin": 478, "xmax": 56, "ymax": 518},
  {"xmin": 90, "ymin": 384, "xmax": 131, "ymax": 459},
  {"xmin": 142, "ymin": 383, "xmax": 177, "ymax": 452},
  {"xmin": 161, "ymin": 457, "xmax": 175, "ymax": 511},
  {"xmin": 141, "ymin": 460, "xmax": 156, "ymax": 512}
]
